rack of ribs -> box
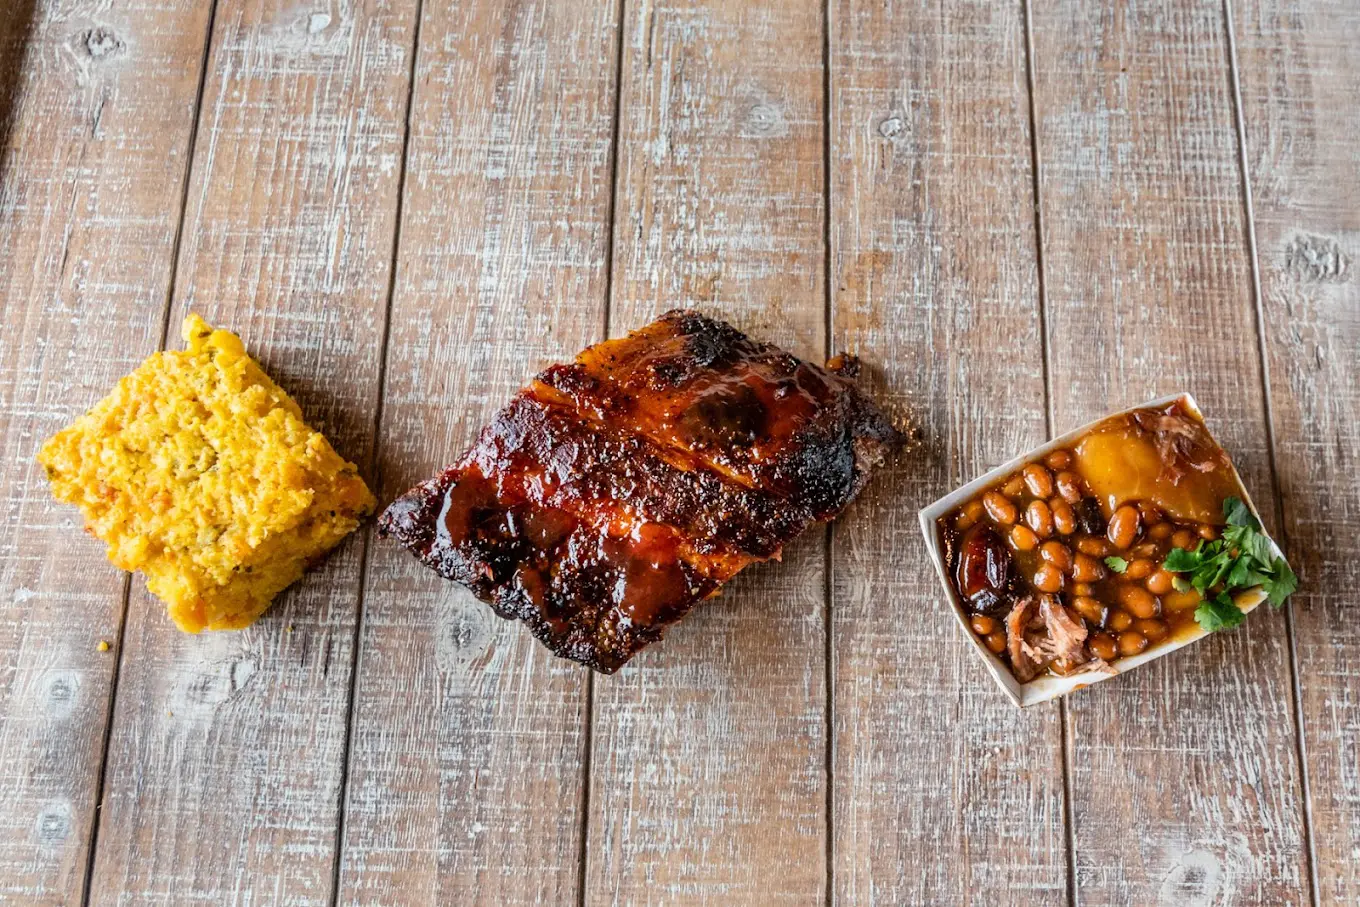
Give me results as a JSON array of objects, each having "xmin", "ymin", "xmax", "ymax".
[{"xmin": 378, "ymin": 309, "xmax": 905, "ymax": 673}]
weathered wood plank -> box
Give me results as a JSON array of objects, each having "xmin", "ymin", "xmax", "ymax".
[
  {"xmin": 0, "ymin": 1, "xmax": 212, "ymax": 900},
  {"xmin": 336, "ymin": 1, "xmax": 621, "ymax": 902},
  {"xmin": 1231, "ymin": 0, "xmax": 1360, "ymax": 901},
  {"xmin": 583, "ymin": 1, "xmax": 829, "ymax": 902},
  {"xmin": 86, "ymin": 0, "xmax": 417, "ymax": 900},
  {"xmin": 828, "ymin": 1, "xmax": 1067, "ymax": 902},
  {"xmin": 1030, "ymin": 0, "xmax": 1309, "ymax": 902}
]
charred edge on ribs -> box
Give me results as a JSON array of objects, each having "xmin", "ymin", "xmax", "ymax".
[{"xmin": 379, "ymin": 309, "xmax": 905, "ymax": 672}]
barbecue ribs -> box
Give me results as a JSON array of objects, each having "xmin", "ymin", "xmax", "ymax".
[{"xmin": 378, "ymin": 310, "xmax": 904, "ymax": 672}]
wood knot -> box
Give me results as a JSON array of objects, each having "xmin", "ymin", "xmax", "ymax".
[
  {"xmin": 1157, "ymin": 849, "xmax": 1222, "ymax": 906},
  {"xmin": 184, "ymin": 658, "xmax": 258, "ymax": 706},
  {"xmin": 43, "ymin": 669, "xmax": 81, "ymax": 717},
  {"xmin": 34, "ymin": 801, "xmax": 72, "ymax": 848},
  {"xmin": 435, "ymin": 590, "xmax": 496, "ymax": 674},
  {"xmin": 735, "ymin": 87, "xmax": 787, "ymax": 139},
  {"xmin": 745, "ymin": 104, "xmax": 788, "ymax": 137},
  {"xmin": 1284, "ymin": 232, "xmax": 1351, "ymax": 283},
  {"xmin": 82, "ymin": 27, "xmax": 125, "ymax": 60}
]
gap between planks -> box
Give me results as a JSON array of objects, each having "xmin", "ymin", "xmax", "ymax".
[
  {"xmin": 1219, "ymin": 0, "xmax": 1320, "ymax": 902},
  {"xmin": 821, "ymin": 2, "xmax": 836, "ymax": 905},
  {"xmin": 1016, "ymin": 1, "xmax": 1077, "ymax": 903},
  {"xmin": 65, "ymin": 0, "xmax": 1323, "ymax": 902},
  {"xmin": 326, "ymin": 0, "xmax": 430, "ymax": 900},
  {"xmin": 78, "ymin": 0, "xmax": 222, "ymax": 901},
  {"xmin": 573, "ymin": 1, "xmax": 630, "ymax": 904}
]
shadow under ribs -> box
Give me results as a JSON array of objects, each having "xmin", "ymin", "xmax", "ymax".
[{"xmin": 379, "ymin": 309, "xmax": 903, "ymax": 672}]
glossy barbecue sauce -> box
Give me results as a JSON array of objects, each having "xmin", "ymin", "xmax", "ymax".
[
  {"xmin": 379, "ymin": 308, "xmax": 903, "ymax": 673},
  {"xmin": 938, "ymin": 401, "xmax": 1242, "ymax": 683},
  {"xmin": 435, "ymin": 461, "xmax": 711, "ymax": 637},
  {"xmin": 545, "ymin": 310, "xmax": 868, "ymax": 513}
]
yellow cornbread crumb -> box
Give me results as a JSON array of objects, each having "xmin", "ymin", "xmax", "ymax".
[
  {"xmin": 38, "ymin": 315, "xmax": 375, "ymax": 633},
  {"xmin": 97, "ymin": 640, "xmax": 111, "ymax": 652}
]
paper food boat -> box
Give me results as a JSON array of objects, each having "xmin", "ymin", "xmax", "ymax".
[{"xmin": 918, "ymin": 393, "xmax": 1282, "ymax": 708}]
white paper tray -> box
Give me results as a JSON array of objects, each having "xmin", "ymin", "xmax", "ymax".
[{"xmin": 917, "ymin": 393, "xmax": 1281, "ymax": 708}]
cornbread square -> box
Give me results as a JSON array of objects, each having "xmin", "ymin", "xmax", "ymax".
[{"xmin": 38, "ymin": 315, "xmax": 375, "ymax": 632}]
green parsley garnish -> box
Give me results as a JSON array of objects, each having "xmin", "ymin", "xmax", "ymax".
[
  {"xmin": 1104, "ymin": 556, "xmax": 1129, "ymax": 574},
  {"xmin": 1159, "ymin": 496, "xmax": 1296, "ymax": 632},
  {"xmin": 1195, "ymin": 592, "xmax": 1247, "ymax": 631},
  {"xmin": 1222, "ymin": 496, "xmax": 1257, "ymax": 529}
]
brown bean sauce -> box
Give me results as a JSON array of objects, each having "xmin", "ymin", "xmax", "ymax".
[{"xmin": 937, "ymin": 401, "xmax": 1236, "ymax": 682}]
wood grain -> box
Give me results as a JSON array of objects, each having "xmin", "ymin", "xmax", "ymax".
[
  {"xmin": 827, "ymin": 1, "xmax": 1068, "ymax": 902},
  {"xmin": 1231, "ymin": 0, "xmax": 1360, "ymax": 901},
  {"xmin": 86, "ymin": 0, "xmax": 417, "ymax": 900},
  {"xmin": 335, "ymin": 0, "xmax": 621, "ymax": 902},
  {"xmin": 0, "ymin": 0, "xmax": 212, "ymax": 901},
  {"xmin": 1030, "ymin": 0, "xmax": 1309, "ymax": 902},
  {"xmin": 581, "ymin": 1, "xmax": 828, "ymax": 902},
  {"xmin": 5, "ymin": 0, "xmax": 1360, "ymax": 901}
]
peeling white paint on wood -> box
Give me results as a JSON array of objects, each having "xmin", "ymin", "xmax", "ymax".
[
  {"xmin": 0, "ymin": 0, "xmax": 212, "ymax": 901},
  {"xmin": 337, "ymin": 1, "xmax": 620, "ymax": 903},
  {"xmin": 2, "ymin": 0, "xmax": 1357, "ymax": 902},
  {"xmin": 83, "ymin": 0, "xmax": 417, "ymax": 901},
  {"xmin": 1233, "ymin": 0, "xmax": 1360, "ymax": 902},
  {"xmin": 1031, "ymin": 0, "xmax": 1309, "ymax": 902},
  {"xmin": 585, "ymin": 1, "xmax": 829, "ymax": 903},
  {"xmin": 827, "ymin": 1, "xmax": 1068, "ymax": 903}
]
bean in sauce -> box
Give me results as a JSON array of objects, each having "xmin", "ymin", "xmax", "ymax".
[{"xmin": 938, "ymin": 402, "xmax": 1243, "ymax": 683}]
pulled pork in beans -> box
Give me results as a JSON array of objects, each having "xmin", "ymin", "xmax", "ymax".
[
  {"xmin": 938, "ymin": 399, "xmax": 1245, "ymax": 683},
  {"xmin": 1004, "ymin": 594, "xmax": 1100, "ymax": 683},
  {"xmin": 1129, "ymin": 409, "xmax": 1229, "ymax": 484}
]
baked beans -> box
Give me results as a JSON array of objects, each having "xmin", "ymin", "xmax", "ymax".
[
  {"xmin": 1009, "ymin": 524, "xmax": 1039, "ymax": 551},
  {"xmin": 1050, "ymin": 499, "xmax": 1077, "ymax": 535},
  {"xmin": 1135, "ymin": 618, "xmax": 1169, "ymax": 643},
  {"xmin": 1040, "ymin": 541, "xmax": 1074, "ymax": 574},
  {"xmin": 1108, "ymin": 505, "xmax": 1141, "ymax": 549},
  {"xmin": 1072, "ymin": 596, "xmax": 1105, "ymax": 625},
  {"xmin": 941, "ymin": 402, "xmax": 1245, "ymax": 679},
  {"xmin": 1089, "ymin": 633, "xmax": 1117, "ymax": 661},
  {"xmin": 1146, "ymin": 568, "xmax": 1175, "ymax": 595},
  {"xmin": 1075, "ymin": 537, "xmax": 1109, "ymax": 557},
  {"xmin": 1024, "ymin": 464, "xmax": 1055, "ymax": 499},
  {"xmin": 1118, "ymin": 631, "xmax": 1149, "ymax": 657},
  {"xmin": 1116, "ymin": 585, "xmax": 1160, "ymax": 620},
  {"xmin": 983, "ymin": 491, "xmax": 1017, "ymax": 525},
  {"xmin": 1034, "ymin": 563, "xmax": 1064, "ymax": 593},
  {"xmin": 1123, "ymin": 558, "xmax": 1155, "ymax": 580},
  {"xmin": 1072, "ymin": 554, "xmax": 1106, "ymax": 583},
  {"xmin": 1026, "ymin": 499, "xmax": 1054, "ymax": 538},
  {"xmin": 939, "ymin": 402, "xmax": 1248, "ymax": 684},
  {"xmin": 1055, "ymin": 471, "xmax": 1084, "ymax": 503}
]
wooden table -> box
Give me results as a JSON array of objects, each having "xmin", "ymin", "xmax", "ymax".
[{"xmin": 1, "ymin": 0, "xmax": 1355, "ymax": 903}]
